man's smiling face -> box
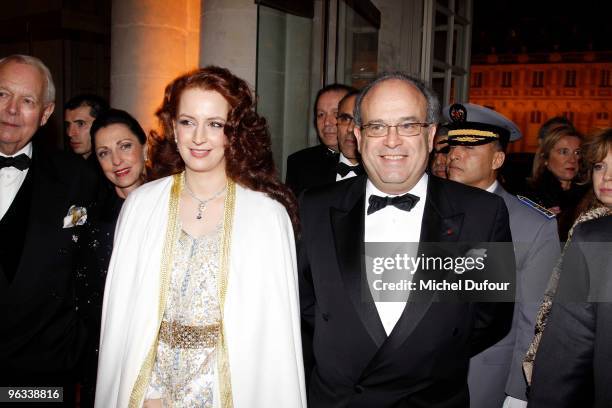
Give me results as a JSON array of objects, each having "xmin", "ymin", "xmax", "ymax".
[{"xmin": 354, "ymin": 79, "xmax": 435, "ymax": 194}]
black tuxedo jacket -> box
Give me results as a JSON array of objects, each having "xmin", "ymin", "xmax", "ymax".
[
  {"xmin": 529, "ymin": 215, "xmax": 612, "ymax": 408},
  {"xmin": 0, "ymin": 143, "xmax": 98, "ymax": 385},
  {"xmin": 286, "ymin": 144, "xmax": 339, "ymax": 196},
  {"xmin": 298, "ymin": 175, "xmax": 515, "ymax": 408}
]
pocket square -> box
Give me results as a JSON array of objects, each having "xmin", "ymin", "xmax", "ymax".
[
  {"xmin": 63, "ymin": 205, "xmax": 87, "ymax": 228},
  {"xmin": 465, "ymin": 248, "xmax": 487, "ymax": 259}
]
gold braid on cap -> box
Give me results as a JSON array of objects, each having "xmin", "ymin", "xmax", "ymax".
[{"xmin": 448, "ymin": 129, "xmax": 499, "ymax": 139}]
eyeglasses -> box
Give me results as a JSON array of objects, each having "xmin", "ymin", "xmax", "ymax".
[
  {"xmin": 554, "ymin": 148, "xmax": 581, "ymax": 158},
  {"xmin": 337, "ymin": 113, "xmax": 354, "ymax": 126},
  {"xmin": 361, "ymin": 122, "xmax": 431, "ymax": 137}
]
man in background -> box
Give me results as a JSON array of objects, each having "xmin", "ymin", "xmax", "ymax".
[
  {"xmin": 64, "ymin": 93, "xmax": 108, "ymax": 161},
  {"xmin": 334, "ymin": 90, "xmax": 364, "ymax": 181},
  {"xmin": 285, "ymin": 83, "xmax": 355, "ymax": 195},
  {"xmin": 429, "ymin": 124, "xmax": 449, "ymax": 178},
  {"xmin": 446, "ymin": 102, "xmax": 560, "ymax": 408}
]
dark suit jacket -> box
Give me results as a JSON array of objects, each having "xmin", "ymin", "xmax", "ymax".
[
  {"xmin": 298, "ymin": 175, "xmax": 515, "ymax": 408},
  {"xmin": 285, "ymin": 144, "xmax": 338, "ymax": 196},
  {"xmin": 529, "ymin": 215, "xmax": 612, "ymax": 408},
  {"xmin": 0, "ymin": 143, "xmax": 98, "ymax": 385}
]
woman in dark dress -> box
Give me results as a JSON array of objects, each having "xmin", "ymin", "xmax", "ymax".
[
  {"xmin": 525, "ymin": 125, "xmax": 589, "ymax": 241},
  {"xmin": 76, "ymin": 108, "xmax": 148, "ymax": 407},
  {"xmin": 524, "ymin": 128, "xmax": 612, "ymax": 402}
]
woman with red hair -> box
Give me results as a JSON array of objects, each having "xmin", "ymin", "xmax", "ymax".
[{"xmin": 95, "ymin": 67, "xmax": 305, "ymax": 408}]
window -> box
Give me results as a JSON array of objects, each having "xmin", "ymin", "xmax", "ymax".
[
  {"xmin": 336, "ymin": 0, "xmax": 380, "ymax": 88},
  {"xmin": 501, "ymin": 71, "xmax": 512, "ymax": 87},
  {"xmin": 424, "ymin": 0, "xmax": 473, "ymax": 104},
  {"xmin": 600, "ymin": 70, "xmax": 611, "ymax": 87},
  {"xmin": 532, "ymin": 71, "xmax": 544, "ymax": 88},
  {"xmin": 255, "ymin": 2, "xmax": 316, "ymax": 177},
  {"xmin": 530, "ymin": 111, "xmax": 542, "ymax": 123},
  {"xmin": 596, "ymin": 112, "xmax": 609, "ymax": 120},
  {"xmin": 255, "ymin": 0, "xmax": 382, "ymax": 177},
  {"xmin": 565, "ymin": 70, "xmax": 576, "ymax": 87},
  {"xmin": 471, "ymin": 72, "xmax": 482, "ymax": 88}
]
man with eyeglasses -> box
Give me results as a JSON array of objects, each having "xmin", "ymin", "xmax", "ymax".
[
  {"xmin": 285, "ymin": 84, "xmax": 356, "ymax": 196},
  {"xmin": 445, "ymin": 103, "xmax": 560, "ymax": 408},
  {"xmin": 298, "ymin": 72, "xmax": 515, "ymax": 407},
  {"xmin": 335, "ymin": 90, "xmax": 364, "ymax": 181}
]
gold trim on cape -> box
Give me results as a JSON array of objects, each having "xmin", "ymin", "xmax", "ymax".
[
  {"xmin": 128, "ymin": 173, "xmax": 236, "ymax": 407},
  {"xmin": 129, "ymin": 173, "xmax": 182, "ymax": 408},
  {"xmin": 218, "ymin": 179, "xmax": 235, "ymax": 408}
]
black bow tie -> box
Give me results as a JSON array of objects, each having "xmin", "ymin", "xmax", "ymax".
[
  {"xmin": 0, "ymin": 153, "xmax": 31, "ymax": 170},
  {"xmin": 367, "ymin": 192, "xmax": 420, "ymax": 215},
  {"xmin": 336, "ymin": 162, "xmax": 364, "ymax": 177}
]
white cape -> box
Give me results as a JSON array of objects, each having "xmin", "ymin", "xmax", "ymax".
[{"xmin": 95, "ymin": 176, "xmax": 306, "ymax": 408}]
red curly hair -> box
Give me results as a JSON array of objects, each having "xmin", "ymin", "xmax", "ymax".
[{"xmin": 148, "ymin": 66, "xmax": 299, "ymax": 230}]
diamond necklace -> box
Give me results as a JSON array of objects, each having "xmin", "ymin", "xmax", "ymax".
[{"xmin": 183, "ymin": 179, "xmax": 227, "ymax": 220}]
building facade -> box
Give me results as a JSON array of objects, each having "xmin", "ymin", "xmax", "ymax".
[{"xmin": 469, "ymin": 51, "xmax": 612, "ymax": 153}]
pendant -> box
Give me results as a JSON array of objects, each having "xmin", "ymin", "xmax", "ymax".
[{"xmin": 196, "ymin": 203, "xmax": 206, "ymax": 220}]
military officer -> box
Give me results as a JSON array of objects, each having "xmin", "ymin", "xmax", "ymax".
[{"xmin": 445, "ymin": 103, "xmax": 561, "ymax": 408}]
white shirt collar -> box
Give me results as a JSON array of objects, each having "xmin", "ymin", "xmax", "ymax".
[
  {"xmin": 366, "ymin": 172, "xmax": 428, "ymax": 199},
  {"xmin": 0, "ymin": 141, "xmax": 33, "ymax": 159},
  {"xmin": 485, "ymin": 180, "xmax": 499, "ymax": 193},
  {"xmin": 338, "ymin": 153, "xmax": 359, "ymax": 166}
]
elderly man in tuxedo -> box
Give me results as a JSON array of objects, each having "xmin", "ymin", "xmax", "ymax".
[
  {"xmin": 298, "ymin": 72, "xmax": 516, "ymax": 407},
  {"xmin": 0, "ymin": 55, "xmax": 97, "ymax": 401}
]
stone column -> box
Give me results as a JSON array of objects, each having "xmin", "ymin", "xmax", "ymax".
[
  {"xmin": 110, "ymin": 0, "xmax": 201, "ymax": 133},
  {"xmin": 199, "ymin": 0, "xmax": 258, "ymax": 87}
]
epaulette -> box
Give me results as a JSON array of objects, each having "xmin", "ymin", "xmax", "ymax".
[{"xmin": 516, "ymin": 195, "xmax": 556, "ymax": 219}]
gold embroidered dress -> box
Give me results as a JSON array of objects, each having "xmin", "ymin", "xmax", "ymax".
[
  {"xmin": 145, "ymin": 222, "xmax": 223, "ymax": 406},
  {"xmin": 95, "ymin": 175, "xmax": 306, "ymax": 408}
]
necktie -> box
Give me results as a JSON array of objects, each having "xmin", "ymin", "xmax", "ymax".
[
  {"xmin": 367, "ymin": 192, "xmax": 420, "ymax": 215},
  {"xmin": 0, "ymin": 154, "xmax": 31, "ymax": 170},
  {"xmin": 336, "ymin": 162, "xmax": 364, "ymax": 177}
]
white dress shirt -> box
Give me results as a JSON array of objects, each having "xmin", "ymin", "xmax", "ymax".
[
  {"xmin": 0, "ymin": 142, "xmax": 32, "ymax": 220},
  {"xmin": 364, "ymin": 173, "xmax": 429, "ymax": 335},
  {"xmin": 486, "ymin": 180, "xmax": 499, "ymax": 194},
  {"xmin": 335, "ymin": 153, "xmax": 360, "ymax": 181}
]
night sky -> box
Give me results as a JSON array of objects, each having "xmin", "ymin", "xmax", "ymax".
[{"xmin": 472, "ymin": 0, "xmax": 612, "ymax": 55}]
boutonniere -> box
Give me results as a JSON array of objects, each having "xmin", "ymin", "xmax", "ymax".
[{"xmin": 63, "ymin": 205, "xmax": 88, "ymax": 228}]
